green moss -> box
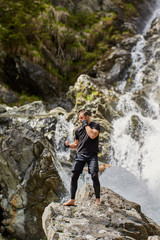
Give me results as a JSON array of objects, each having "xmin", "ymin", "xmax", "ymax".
[
  {"xmin": 17, "ymin": 93, "xmax": 41, "ymax": 106},
  {"xmin": 84, "ymin": 52, "xmax": 99, "ymax": 61},
  {"xmin": 126, "ymin": 77, "xmax": 133, "ymax": 86},
  {"xmin": 54, "ymin": 6, "xmax": 68, "ymax": 12},
  {"xmin": 85, "ymin": 91, "xmax": 102, "ymax": 101},
  {"xmin": 124, "ymin": 3, "xmax": 138, "ymax": 18},
  {"xmin": 131, "ymin": 115, "xmax": 139, "ymax": 127},
  {"xmin": 66, "ymin": 11, "xmax": 99, "ymax": 31},
  {"xmin": 75, "ymin": 92, "xmax": 83, "ymax": 102},
  {"xmin": 97, "ymin": 42, "xmax": 109, "ymax": 53}
]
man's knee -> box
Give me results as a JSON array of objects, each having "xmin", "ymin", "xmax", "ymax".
[
  {"xmin": 71, "ymin": 171, "xmax": 80, "ymax": 182},
  {"xmin": 91, "ymin": 172, "xmax": 99, "ymax": 181}
]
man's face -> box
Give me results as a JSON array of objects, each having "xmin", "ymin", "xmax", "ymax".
[{"xmin": 79, "ymin": 112, "xmax": 88, "ymax": 123}]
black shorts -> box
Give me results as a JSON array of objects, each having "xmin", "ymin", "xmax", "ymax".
[{"xmin": 72, "ymin": 153, "xmax": 98, "ymax": 174}]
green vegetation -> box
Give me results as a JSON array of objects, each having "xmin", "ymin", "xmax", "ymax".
[
  {"xmin": 131, "ymin": 115, "xmax": 139, "ymax": 127},
  {"xmin": 85, "ymin": 91, "xmax": 102, "ymax": 101},
  {"xmin": 0, "ymin": 85, "xmax": 41, "ymax": 106},
  {"xmin": 18, "ymin": 93, "xmax": 42, "ymax": 106},
  {"xmin": 124, "ymin": 3, "xmax": 138, "ymax": 18},
  {"xmin": 0, "ymin": 0, "xmax": 137, "ymax": 103},
  {"xmin": 66, "ymin": 11, "xmax": 99, "ymax": 31},
  {"xmin": 0, "ymin": 0, "xmax": 49, "ymax": 53}
]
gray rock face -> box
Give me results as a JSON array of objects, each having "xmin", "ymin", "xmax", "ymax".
[
  {"xmin": 90, "ymin": 48, "xmax": 132, "ymax": 86},
  {"xmin": 0, "ymin": 84, "xmax": 18, "ymax": 105},
  {"xmin": 0, "ymin": 103, "xmax": 67, "ymax": 240},
  {"xmin": 42, "ymin": 183, "xmax": 160, "ymax": 240}
]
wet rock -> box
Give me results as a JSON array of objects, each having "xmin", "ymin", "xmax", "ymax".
[
  {"xmin": 90, "ymin": 48, "xmax": 131, "ymax": 86},
  {"xmin": 121, "ymin": 35, "xmax": 140, "ymax": 51},
  {"xmin": 0, "ymin": 84, "xmax": 18, "ymax": 105},
  {"xmin": 0, "ymin": 105, "xmax": 6, "ymax": 114},
  {"xmin": 0, "ymin": 114, "xmax": 67, "ymax": 240},
  {"xmin": 42, "ymin": 183, "xmax": 160, "ymax": 240}
]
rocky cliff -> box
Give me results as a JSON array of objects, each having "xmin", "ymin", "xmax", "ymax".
[
  {"xmin": 42, "ymin": 183, "xmax": 160, "ymax": 240},
  {"xmin": 0, "ymin": 102, "xmax": 68, "ymax": 240}
]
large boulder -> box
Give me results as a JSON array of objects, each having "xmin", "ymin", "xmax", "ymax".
[
  {"xmin": 0, "ymin": 102, "xmax": 67, "ymax": 240},
  {"xmin": 67, "ymin": 74, "xmax": 120, "ymax": 162},
  {"xmin": 42, "ymin": 182, "xmax": 160, "ymax": 240}
]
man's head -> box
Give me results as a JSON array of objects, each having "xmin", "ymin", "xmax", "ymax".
[{"xmin": 78, "ymin": 110, "xmax": 90, "ymax": 123}]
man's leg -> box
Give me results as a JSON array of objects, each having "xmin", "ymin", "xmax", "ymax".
[
  {"xmin": 64, "ymin": 159, "xmax": 85, "ymax": 206},
  {"xmin": 91, "ymin": 172, "xmax": 100, "ymax": 205},
  {"xmin": 63, "ymin": 172, "xmax": 80, "ymax": 206},
  {"xmin": 88, "ymin": 153, "xmax": 100, "ymax": 204}
]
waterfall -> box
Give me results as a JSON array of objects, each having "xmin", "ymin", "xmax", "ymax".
[
  {"xmin": 53, "ymin": 114, "xmax": 75, "ymax": 192},
  {"xmin": 104, "ymin": 5, "xmax": 160, "ymax": 224}
]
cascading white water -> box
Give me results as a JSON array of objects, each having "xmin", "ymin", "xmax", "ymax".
[
  {"xmin": 105, "ymin": 4, "xmax": 160, "ymax": 224},
  {"xmin": 54, "ymin": 114, "xmax": 74, "ymax": 160},
  {"xmin": 53, "ymin": 114, "xmax": 75, "ymax": 191}
]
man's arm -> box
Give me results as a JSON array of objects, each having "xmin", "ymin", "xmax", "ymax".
[
  {"xmin": 85, "ymin": 126, "xmax": 99, "ymax": 139},
  {"xmin": 65, "ymin": 140, "xmax": 79, "ymax": 149}
]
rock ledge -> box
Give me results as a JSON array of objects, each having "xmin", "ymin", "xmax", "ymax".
[{"xmin": 42, "ymin": 183, "xmax": 160, "ymax": 240}]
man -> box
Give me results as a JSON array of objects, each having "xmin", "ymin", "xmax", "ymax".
[{"xmin": 64, "ymin": 109, "xmax": 101, "ymax": 206}]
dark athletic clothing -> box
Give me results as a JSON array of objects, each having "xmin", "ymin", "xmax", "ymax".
[
  {"xmin": 75, "ymin": 122, "xmax": 100, "ymax": 153},
  {"xmin": 72, "ymin": 153, "xmax": 98, "ymax": 174},
  {"xmin": 70, "ymin": 121, "xmax": 100, "ymax": 200},
  {"xmin": 71, "ymin": 171, "xmax": 100, "ymax": 199}
]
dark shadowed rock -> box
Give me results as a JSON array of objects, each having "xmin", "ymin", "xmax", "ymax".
[{"xmin": 2, "ymin": 56, "xmax": 60, "ymax": 101}]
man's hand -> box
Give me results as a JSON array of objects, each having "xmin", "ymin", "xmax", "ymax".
[
  {"xmin": 82, "ymin": 119, "xmax": 88, "ymax": 127},
  {"xmin": 64, "ymin": 141, "xmax": 70, "ymax": 148}
]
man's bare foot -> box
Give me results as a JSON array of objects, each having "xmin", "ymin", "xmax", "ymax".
[
  {"xmin": 94, "ymin": 198, "xmax": 101, "ymax": 205},
  {"xmin": 63, "ymin": 199, "xmax": 75, "ymax": 206}
]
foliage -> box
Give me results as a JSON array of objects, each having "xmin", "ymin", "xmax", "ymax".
[
  {"xmin": 66, "ymin": 11, "xmax": 99, "ymax": 31},
  {"xmin": 0, "ymin": 0, "xmax": 50, "ymax": 53},
  {"xmin": 85, "ymin": 91, "xmax": 102, "ymax": 101},
  {"xmin": 18, "ymin": 93, "xmax": 41, "ymax": 106},
  {"xmin": 124, "ymin": 3, "xmax": 138, "ymax": 18},
  {"xmin": 0, "ymin": 0, "xmax": 137, "ymax": 101}
]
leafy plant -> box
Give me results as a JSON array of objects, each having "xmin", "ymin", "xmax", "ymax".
[
  {"xmin": 66, "ymin": 11, "xmax": 99, "ymax": 31},
  {"xmin": 0, "ymin": 0, "xmax": 50, "ymax": 53}
]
